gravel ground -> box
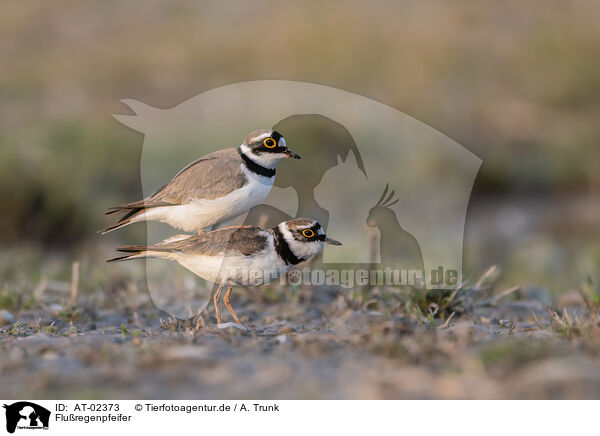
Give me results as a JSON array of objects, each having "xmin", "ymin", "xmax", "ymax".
[{"xmin": 2, "ymin": 277, "xmax": 600, "ymax": 400}]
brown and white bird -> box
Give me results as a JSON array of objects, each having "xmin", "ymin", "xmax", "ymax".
[
  {"xmin": 108, "ymin": 218, "xmax": 341, "ymax": 328},
  {"xmin": 100, "ymin": 129, "xmax": 300, "ymax": 234}
]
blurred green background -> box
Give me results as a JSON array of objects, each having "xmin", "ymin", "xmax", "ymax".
[{"xmin": 1, "ymin": 0, "xmax": 599, "ymax": 290}]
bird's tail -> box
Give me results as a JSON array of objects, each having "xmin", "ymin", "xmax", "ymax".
[
  {"xmin": 106, "ymin": 253, "xmax": 146, "ymax": 262},
  {"xmin": 106, "ymin": 245, "xmax": 172, "ymax": 263},
  {"xmin": 99, "ymin": 207, "xmax": 145, "ymax": 235}
]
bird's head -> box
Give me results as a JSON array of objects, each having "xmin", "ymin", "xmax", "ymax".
[
  {"xmin": 240, "ymin": 129, "xmax": 301, "ymax": 168},
  {"xmin": 275, "ymin": 218, "xmax": 341, "ymax": 263}
]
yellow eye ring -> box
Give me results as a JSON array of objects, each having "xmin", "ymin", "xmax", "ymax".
[
  {"xmin": 302, "ymin": 229, "xmax": 315, "ymax": 238},
  {"xmin": 263, "ymin": 137, "xmax": 277, "ymax": 148}
]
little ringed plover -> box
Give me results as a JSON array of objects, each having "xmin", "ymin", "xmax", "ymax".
[
  {"xmin": 100, "ymin": 129, "xmax": 300, "ymax": 234},
  {"xmin": 108, "ymin": 218, "xmax": 341, "ymax": 327}
]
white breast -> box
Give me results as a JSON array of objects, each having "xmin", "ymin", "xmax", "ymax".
[
  {"xmin": 137, "ymin": 165, "xmax": 274, "ymax": 232},
  {"xmin": 173, "ymin": 233, "xmax": 291, "ymax": 286}
]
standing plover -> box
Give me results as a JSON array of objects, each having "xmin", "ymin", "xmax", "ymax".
[
  {"xmin": 100, "ymin": 129, "xmax": 300, "ymax": 234},
  {"xmin": 108, "ymin": 218, "xmax": 341, "ymax": 327}
]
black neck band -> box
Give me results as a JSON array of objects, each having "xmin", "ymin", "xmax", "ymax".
[
  {"xmin": 273, "ymin": 226, "xmax": 304, "ymax": 265},
  {"xmin": 238, "ymin": 148, "xmax": 276, "ymax": 178}
]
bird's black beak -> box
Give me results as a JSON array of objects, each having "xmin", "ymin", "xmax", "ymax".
[
  {"xmin": 325, "ymin": 237, "xmax": 342, "ymax": 246},
  {"xmin": 285, "ymin": 150, "xmax": 301, "ymax": 159}
]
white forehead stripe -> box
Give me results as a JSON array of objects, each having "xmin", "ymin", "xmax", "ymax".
[
  {"xmin": 295, "ymin": 222, "xmax": 317, "ymax": 230},
  {"xmin": 254, "ymin": 131, "xmax": 272, "ymax": 142}
]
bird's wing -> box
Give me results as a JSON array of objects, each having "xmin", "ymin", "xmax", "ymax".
[
  {"xmin": 141, "ymin": 226, "xmax": 270, "ymax": 256},
  {"xmin": 145, "ymin": 148, "xmax": 247, "ymax": 206},
  {"xmin": 108, "ymin": 148, "xmax": 247, "ymax": 214}
]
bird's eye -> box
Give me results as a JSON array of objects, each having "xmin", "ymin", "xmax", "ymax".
[
  {"xmin": 263, "ymin": 137, "xmax": 277, "ymax": 148},
  {"xmin": 302, "ymin": 229, "xmax": 315, "ymax": 238}
]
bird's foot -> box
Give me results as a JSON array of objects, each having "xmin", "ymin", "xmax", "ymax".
[{"xmin": 217, "ymin": 322, "xmax": 248, "ymax": 331}]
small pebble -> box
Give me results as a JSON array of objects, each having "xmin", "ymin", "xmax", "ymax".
[
  {"xmin": 0, "ymin": 310, "xmax": 15, "ymax": 326},
  {"xmin": 164, "ymin": 345, "xmax": 210, "ymax": 361},
  {"xmin": 217, "ymin": 322, "xmax": 248, "ymax": 331},
  {"xmin": 275, "ymin": 334, "xmax": 289, "ymax": 344},
  {"xmin": 47, "ymin": 304, "xmax": 64, "ymax": 317}
]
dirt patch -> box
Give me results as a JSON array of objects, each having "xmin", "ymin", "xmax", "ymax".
[{"xmin": 2, "ymin": 272, "xmax": 600, "ymax": 399}]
